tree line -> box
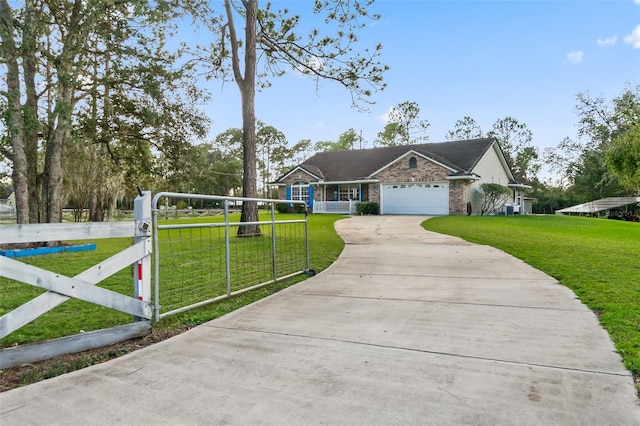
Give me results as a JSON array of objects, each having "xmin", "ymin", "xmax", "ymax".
[
  {"xmin": 0, "ymin": 1, "xmax": 637, "ymax": 223},
  {"xmin": 0, "ymin": 0, "xmax": 388, "ymax": 228},
  {"xmin": 161, "ymin": 85, "xmax": 639, "ymax": 217}
]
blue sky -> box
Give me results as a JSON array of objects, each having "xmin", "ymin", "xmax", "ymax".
[{"xmin": 201, "ymin": 0, "xmax": 640, "ymax": 157}]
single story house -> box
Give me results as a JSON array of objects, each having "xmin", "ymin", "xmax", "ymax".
[
  {"xmin": 272, "ymin": 138, "xmax": 530, "ymax": 215},
  {"xmin": 0, "ymin": 187, "xmax": 16, "ymax": 214}
]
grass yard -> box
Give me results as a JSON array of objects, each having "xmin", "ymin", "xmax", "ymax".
[
  {"xmin": 0, "ymin": 213, "xmax": 346, "ymax": 348},
  {"xmin": 422, "ymin": 214, "xmax": 640, "ymax": 377}
]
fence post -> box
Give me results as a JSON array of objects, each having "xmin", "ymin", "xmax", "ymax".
[
  {"xmin": 133, "ymin": 191, "xmax": 152, "ymax": 321},
  {"xmin": 223, "ymin": 199, "xmax": 231, "ymax": 296},
  {"xmin": 271, "ymin": 202, "xmax": 278, "ymax": 280}
]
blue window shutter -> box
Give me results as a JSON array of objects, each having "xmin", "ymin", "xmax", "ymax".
[
  {"xmin": 308, "ymin": 186, "xmax": 314, "ymax": 208},
  {"xmin": 359, "ymin": 184, "xmax": 363, "ymax": 201},
  {"xmin": 286, "ymin": 186, "xmax": 291, "ymax": 207}
]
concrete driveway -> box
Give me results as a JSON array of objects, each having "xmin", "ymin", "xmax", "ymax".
[{"xmin": 1, "ymin": 216, "xmax": 638, "ymax": 425}]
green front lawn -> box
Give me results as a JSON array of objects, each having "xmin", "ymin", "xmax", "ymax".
[
  {"xmin": 0, "ymin": 213, "xmax": 346, "ymax": 347},
  {"xmin": 422, "ymin": 215, "xmax": 640, "ymax": 376}
]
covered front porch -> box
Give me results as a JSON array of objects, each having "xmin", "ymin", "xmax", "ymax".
[
  {"xmin": 311, "ymin": 180, "xmax": 377, "ymax": 215},
  {"xmin": 505, "ymin": 183, "xmax": 533, "ymax": 215}
]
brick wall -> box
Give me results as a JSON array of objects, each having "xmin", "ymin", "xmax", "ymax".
[
  {"xmin": 277, "ymin": 170, "xmax": 320, "ymax": 203},
  {"xmin": 375, "ymin": 155, "xmax": 450, "ymax": 182},
  {"xmin": 448, "ymin": 181, "xmax": 467, "ymax": 215},
  {"xmin": 373, "ymin": 154, "xmax": 468, "ymax": 215}
]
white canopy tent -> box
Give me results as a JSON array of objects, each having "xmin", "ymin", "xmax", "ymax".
[{"xmin": 555, "ymin": 197, "xmax": 640, "ymax": 214}]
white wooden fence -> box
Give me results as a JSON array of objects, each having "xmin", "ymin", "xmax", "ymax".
[{"xmin": 0, "ymin": 192, "xmax": 153, "ymax": 369}]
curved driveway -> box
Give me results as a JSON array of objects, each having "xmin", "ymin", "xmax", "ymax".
[{"xmin": 1, "ymin": 216, "xmax": 639, "ymax": 425}]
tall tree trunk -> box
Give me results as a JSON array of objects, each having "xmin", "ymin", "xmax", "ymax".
[
  {"xmin": 42, "ymin": 127, "xmax": 65, "ymax": 223},
  {"xmin": 23, "ymin": 0, "xmax": 40, "ymax": 223},
  {"xmin": 89, "ymin": 188, "xmax": 105, "ymax": 222},
  {"xmin": 42, "ymin": 65, "xmax": 74, "ymax": 223},
  {"xmin": 0, "ymin": 0, "xmax": 29, "ymax": 224},
  {"xmin": 226, "ymin": 0, "xmax": 261, "ymax": 236}
]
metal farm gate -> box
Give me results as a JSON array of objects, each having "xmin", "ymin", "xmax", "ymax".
[
  {"xmin": 0, "ymin": 192, "xmax": 311, "ymax": 368},
  {"xmin": 151, "ymin": 193, "xmax": 311, "ymax": 321}
]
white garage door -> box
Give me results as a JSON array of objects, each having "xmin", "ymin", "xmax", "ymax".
[{"xmin": 381, "ymin": 182, "xmax": 449, "ymax": 215}]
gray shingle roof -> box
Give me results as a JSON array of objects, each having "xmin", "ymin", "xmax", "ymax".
[{"xmin": 278, "ymin": 138, "xmax": 497, "ymax": 182}]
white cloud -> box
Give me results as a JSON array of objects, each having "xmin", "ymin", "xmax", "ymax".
[
  {"xmin": 624, "ymin": 24, "xmax": 640, "ymax": 48},
  {"xmin": 377, "ymin": 106, "xmax": 393, "ymax": 124},
  {"xmin": 293, "ymin": 55, "xmax": 325, "ymax": 76},
  {"xmin": 567, "ymin": 51, "xmax": 583, "ymax": 64},
  {"xmin": 597, "ymin": 35, "xmax": 617, "ymax": 46}
]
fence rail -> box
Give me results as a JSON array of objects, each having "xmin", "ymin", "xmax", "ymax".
[
  {"xmin": 152, "ymin": 193, "xmax": 310, "ymax": 321},
  {"xmin": 0, "ymin": 192, "xmax": 152, "ymax": 369},
  {"xmin": 1, "ymin": 192, "xmax": 313, "ymax": 367},
  {"xmin": 313, "ymin": 200, "xmax": 357, "ymax": 215}
]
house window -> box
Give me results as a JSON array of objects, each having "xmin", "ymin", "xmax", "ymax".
[
  {"xmin": 338, "ymin": 184, "xmax": 360, "ymax": 201},
  {"xmin": 290, "ymin": 181, "xmax": 309, "ymax": 203},
  {"xmin": 409, "ymin": 157, "xmax": 417, "ymax": 169}
]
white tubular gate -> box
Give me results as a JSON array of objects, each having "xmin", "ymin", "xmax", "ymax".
[{"xmin": 151, "ymin": 193, "xmax": 311, "ymax": 321}]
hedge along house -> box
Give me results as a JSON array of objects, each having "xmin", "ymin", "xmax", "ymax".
[{"xmin": 272, "ymin": 138, "xmax": 530, "ymax": 215}]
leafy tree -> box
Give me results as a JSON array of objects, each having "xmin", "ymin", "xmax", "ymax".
[
  {"xmin": 0, "ymin": 0, "xmax": 209, "ymax": 223},
  {"xmin": 479, "ymin": 183, "xmax": 511, "ymax": 216},
  {"xmin": 1, "ymin": 0, "xmax": 50, "ymax": 223},
  {"xmin": 337, "ymin": 128, "xmax": 365, "ymax": 150},
  {"xmin": 575, "ymin": 91, "xmax": 617, "ymax": 150},
  {"xmin": 215, "ymin": 128, "xmax": 244, "ymax": 159},
  {"xmin": 187, "ymin": 145, "xmax": 242, "ymax": 200},
  {"xmin": 487, "ymin": 117, "xmax": 540, "ymax": 184},
  {"xmin": 374, "ymin": 122, "xmax": 406, "ymax": 147},
  {"xmin": 289, "ymin": 139, "xmax": 315, "ymax": 166},
  {"xmin": 606, "ymin": 126, "xmax": 640, "ymax": 194},
  {"xmin": 215, "ymin": 123, "xmax": 288, "ymax": 198},
  {"xmin": 63, "ymin": 137, "xmax": 126, "ymax": 222},
  {"xmin": 543, "ymin": 136, "xmax": 584, "ymax": 187},
  {"xmin": 604, "ymin": 88, "xmax": 640, "ymax": 194},
  {"xmin": 446, "ymin": 116, "xmax": 483, "ymax": 141},
  {"xmin": 256, "ymin": 122, "xmax": 287, "ymax": 198},
  {"xmin": 375, "ymin": 101, "xmax": 429, "ymax": 146},
  {"xmin": 315, "ymin": 128, "xmax": 364, "ymax": 152},
  {"xmin": 568, "ymin": 150, "xmax": 623, "ymax": 201},
  {"xmin": 568, "ymin": 89, "xmax": 635, "ymax": 199},
  {"xmin": 200, "ymin": 0, "xmax": 387, "ymax": 236},
  {"xmin": 529, "ymin": 184, "xmax": 573, "ymax": 214},
  {"xmin": 545, "ymin": 88, "xmax": 637, "ymax": 201},
  {"xmin": 209, "ymin": 152, "xmax": 243, "ymax": 198},
  {"xmin": 272, "ymin": 138, "xmax": 315, "ymax": 178}
]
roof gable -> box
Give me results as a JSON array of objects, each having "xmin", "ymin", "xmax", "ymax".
[
  {"xmin": 278, "ymin": 165, "xmax": 323, "ymax": 182},
  {"xmin": 370, "ymin": 149, "xmax": 457, "ymax": 176}
]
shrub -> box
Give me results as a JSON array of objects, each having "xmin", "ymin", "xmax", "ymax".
[
  {"xmin": 275, "ymin": 203, "xmax": 289, "ymax": 214},
  {"xmin": 356, "ymin": 201, "xmax": 379, "ymax": 215},
  {"xmin": 478, "ymin": 183, "xmax": 510, "ymax": 215}
]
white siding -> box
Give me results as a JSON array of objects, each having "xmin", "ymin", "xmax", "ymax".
[{"xmin": 468, "ymin": 143, "xmax": 513, "ymax": 215}]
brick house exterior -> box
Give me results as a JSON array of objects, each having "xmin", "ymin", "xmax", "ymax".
[{"xmin": 272, "ymin": 138, "xmax": 528, "ymax": 215}]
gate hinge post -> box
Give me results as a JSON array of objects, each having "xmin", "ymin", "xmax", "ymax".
[{"xmin": 133, "ymin": 191, "xmax": 152, "ymax": 321}]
